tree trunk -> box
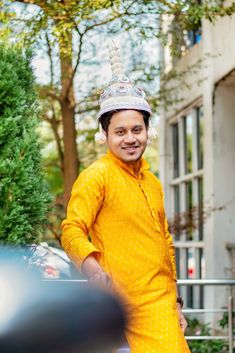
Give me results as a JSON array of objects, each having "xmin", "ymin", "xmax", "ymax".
[
  {"xmin": 61, "ymin": 98, "xmax": 79, "ymax": 208},
  {"xmin": 59, "ymin": 31, "xmax": 80, "ymax": 209},
  {"xmin": 47, "ymin": 111, "xmax": 64, "ymax": 174}
]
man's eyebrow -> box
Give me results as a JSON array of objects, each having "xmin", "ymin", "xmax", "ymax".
[
  {"xmin": 114, "ymin": 126, "xmax": 125, "ymax": 130},
  {"xmin": 113, "ymin": 124, "xmax": 143, "ymax": 131}
]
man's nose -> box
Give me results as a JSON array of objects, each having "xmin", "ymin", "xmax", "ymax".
[{"xmin": 124, "ymin": 132, "xmax": 136, "ymax": 143}]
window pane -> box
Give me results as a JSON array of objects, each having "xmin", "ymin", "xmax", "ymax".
[
  {"xmin": 175, "ymin": 248, "xmax": 180, "ymax": 278},
  {"xmin": 185, "ymin": 181, "xmax": 193, "ymax": 240},
  {"xmin": 187, "ymin": 247, "xmax": 195, "ymax": 279},
  {"xmin": 199, "ymin": 248, "xmax": 205, "ymax": 279},
  {"xmin": 199, "ymin": 248, "xmax": 205, "ymax": 308},
  {"xmin": 184, "ymin": 115, "xmax": 193, "ymax": 174},
  {"xmin": 186, "ymin": 248, "xmax": 194, "ymax": 307},
  {"xmin": 186, "ymin": 28, "xmax": 202, "ymax": 47},
  {"xmin": 174, "ymin": 185, "xmax": 180, "ymax": 240},
  {"xmin": 172, "ymin": 124, "xmax": 179, "ymax": 178},
  {"xmin": 198, "ymin": 178, "xmax": 204, "ymax": 241},
  {"xmin": 196, "ymin": 107, "xmax": 204, "ymax": 169}
]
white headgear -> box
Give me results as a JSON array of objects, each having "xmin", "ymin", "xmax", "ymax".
[{"xmin": 96, "ymin": 41, "xmax": 157, "ymax": 143}]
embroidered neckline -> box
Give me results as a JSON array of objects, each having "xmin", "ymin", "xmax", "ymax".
[{"xmin": 106, "ymin": 150, "xmax": 149, "ymax": 178}]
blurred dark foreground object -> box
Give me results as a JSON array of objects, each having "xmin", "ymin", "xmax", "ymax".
[{"xmin": 0, "ymin": 247, "xmax": 126, "ymax": 353}]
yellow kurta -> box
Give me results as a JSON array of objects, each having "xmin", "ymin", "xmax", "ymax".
[{"xmin": 62, "ymin": 151, "xmax": 190, "ymax": 353}]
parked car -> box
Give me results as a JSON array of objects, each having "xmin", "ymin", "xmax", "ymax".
[
  {"xmin": 0, "ymin": 247, "xmax": 126, "ymax": 353},
  {"xmin": 27, "ymin": 242, "xmax": 80, "ymax": 279}
]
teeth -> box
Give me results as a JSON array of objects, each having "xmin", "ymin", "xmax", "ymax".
[{"xmin": 123, "ymin": 146, "xmax": 138, "ymax": 149}]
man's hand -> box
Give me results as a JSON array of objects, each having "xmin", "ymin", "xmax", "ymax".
[
  {"xmin": 81, "ymin": 255, "xmax": 112, "ymax": 288},
  {"xmin": 88, "ymin": 267, "xmax": 112, "ymax": 287},
  {"xmin": 177, "ymin": 303, "xmax": 188, "ymax": 334}
]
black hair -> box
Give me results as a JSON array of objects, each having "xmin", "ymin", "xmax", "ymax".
[{"xmin": 98, "ymin": 109, "xmax": 150, "ymax": 133}]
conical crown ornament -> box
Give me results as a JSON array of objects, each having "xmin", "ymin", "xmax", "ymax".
[{"xmin": 98, "ymin": 41, "xmax": 151, "ymax": 118}]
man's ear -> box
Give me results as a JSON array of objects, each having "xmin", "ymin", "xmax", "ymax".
[
  {"xmin": 95, "ymin": 124, "xmax": 107, "ymax": 144},
  {"xmin": 147, "ymin": 121, "xmax": 157, "ymax": 141}
]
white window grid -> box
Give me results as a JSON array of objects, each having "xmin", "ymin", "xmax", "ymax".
[{"xmin": 169, "ymin": 100, "xmax": 204, "ymax": 308}]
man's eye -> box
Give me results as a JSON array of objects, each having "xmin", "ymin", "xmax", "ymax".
[
  {"xmin": 116, "ymin": 130, "xmax": 124, "ymax": 135},
  {"xmin": 133, "ymin": 128, "xmax": 142, "ymax": 133}
]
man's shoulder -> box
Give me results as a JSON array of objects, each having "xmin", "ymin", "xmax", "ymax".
[
  {"xmin": 72, "ymin": 157, "xmax": 109, "ymax": 192},
  {"xmin": 80, "ymin": 155, "xmax": 110, "ymax": 179}
]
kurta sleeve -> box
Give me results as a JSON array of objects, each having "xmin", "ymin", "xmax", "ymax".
[
  {"xmin": 164, "ymin": 216, "xmax": 177, "ymax": 281},
  {"xmin": 160, "ymin": 187, "xmax": 177, "ymax": 281},
  {"xmin": 61, "ymin": 168, "xmax": 105, "ymax": 269}
]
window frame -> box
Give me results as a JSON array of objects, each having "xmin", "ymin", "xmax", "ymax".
[{"xmin": 168, "ymin": 98, "xmax": 204, "ymax": 308}]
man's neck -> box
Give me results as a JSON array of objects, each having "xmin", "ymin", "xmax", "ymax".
[
  {"xmin": 107, "ymin": 151, "xmax": 144, "ymax": 177},
  {"xmin": 127, "ymin": 160, "xmax": 141, "ymax": 176}
]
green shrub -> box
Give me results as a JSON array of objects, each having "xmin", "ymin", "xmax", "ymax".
[
  {"xmin": 0, "ymin": 44, "xmax": 51, "ymax": 245},
  {"xmin": 186, "ymin": 315, "xmax": 232, "ymax": 353}
]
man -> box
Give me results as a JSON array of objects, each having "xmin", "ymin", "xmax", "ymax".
[{"xmin": 62, "ymin": 45, "xmax": 190, "ymax": 353}]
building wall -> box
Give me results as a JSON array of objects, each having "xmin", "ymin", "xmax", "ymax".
[
  {"xmin": 211, "ymin": 83, "xmax": 235, "ymax": 273},
  {"xmin": 160, "ymin": 13, "xmax": 235, "ymax": 309}
]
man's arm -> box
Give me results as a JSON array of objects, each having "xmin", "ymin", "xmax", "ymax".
[
  {"xmin": 160, "ymin": 185, "xmax": 187, "ymax": 333},
  {"xmin": 81, "ymin": 254, "xmax": 112, "ymax": 287},
  {"xmin": 176, "ymin": 284, "xmax": 188, "ymax": 333},
  {"xmin": 164, "ymin": 216, "xmax": 188, "ymax": 333},
  {"xmin": 61, "ymin": 168, "xmax": 105, "ymax": 275},
  {"xmin": 159, "ymin": 185, "xmax": 177, "ymax": 280},
  {"xmin": 164, "ymin": 218, "xmax": 177, "ymax": 280}
]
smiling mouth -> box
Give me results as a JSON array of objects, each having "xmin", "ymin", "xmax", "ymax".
[
  {"xmin": 121, "ymin": 146, "xmax": 139, "ymax": 150},
  {"xmin": 121, "ymin": 146, "xmax": 140, "ymax": 154}
]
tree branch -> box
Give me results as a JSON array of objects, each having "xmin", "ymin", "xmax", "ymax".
[
  {"xmin": 42, "ymin": 108, "xmax": 64, "ymax": 173},
  {"xmin": 45, "ymin": 31, "xmax": 54, "ymax": 87},
  {"xmin": 75, "ymin": 105, "xmax": 98, "ymax": 115},
  {"xmin": 64, "ymin": 31, "xmax": 84, "ymax": 101},
  {"xmin": 63, "ymin": 3, "xmax": 137, "ymax": 101},
  {"xmin": 14, "ymin": 0, "xmax": 48, "ymax": 12},
  {"xmin": 47, "ymin": 90, "xmax": 62, "ymax": 102},
  {"xmin": 80, "ymin": 0, "xmax": 137, "ymax": 34}
]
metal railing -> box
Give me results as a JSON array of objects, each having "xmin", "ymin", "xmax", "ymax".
[
  {"xmin": 178, "ymin": 279, "xmax": 235, "ymax": 353},
  {"xmin": 49, "ymin": 278, "xmax": 235, "ymax": 352}
]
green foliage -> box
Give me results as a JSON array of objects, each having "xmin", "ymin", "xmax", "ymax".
[
  {"xmin": 1, "ymin": 0, "xmax": 235, "ymax": 209},
  {"xmin": 186, "ymin": 316, "xmax": 231, "ymax": 353},
  {"xmin": 0, "ymin": 44, "xmax": 51, "ymax": 245},
  {"xmin": 218, "ymin": 311, "xmax": 235, "ymax": 334}
]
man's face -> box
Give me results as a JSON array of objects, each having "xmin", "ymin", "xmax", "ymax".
[{"xmin": 105, "ymin": 110, "xmax": 148, "ymax": 164}]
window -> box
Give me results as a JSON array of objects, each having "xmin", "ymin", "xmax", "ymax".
[
  {"xmin": 185, "ymin": 1, "xmax": 202, "ymax": 49},
  {"xmin": 173, "ymin": 185, "xmax": 180, "ymax": 240},
  {"xmin": 185, "ymin": 181, "xmax": 193, "ymax": 241},
  {"xmin": 173, "ymin": 124, "xmax": 179, "ymax": 178},
  {"xmin": 185, "ymin": 27, "xmax": 202, "ymax": 48},
  {"xmin": 170, "ymin": 104, "xmax": 204, "ymax": 308},
  {"xmin": 196, "ymin": 106, "xmax": 204, "ymax": 169},
  {"xmin": 184, "ymin": 114, "xmax": 193, "ymax": 174}
]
